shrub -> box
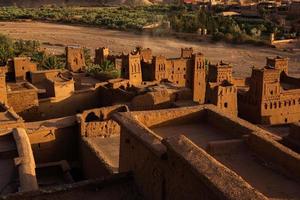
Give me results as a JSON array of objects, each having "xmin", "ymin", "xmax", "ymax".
[{"xmin": 86, "ymin": 61, "xmax": 120, "ymax": 81}]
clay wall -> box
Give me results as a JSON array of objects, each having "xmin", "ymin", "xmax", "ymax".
[
  {"xmin": 7, "ymin": 86, "xmax": 39, "ymax": 119},
  {"xmin": 26, "ymin": 116, "xmax": 79, "ymax": 164},
  {"xmin": 247, "ymin": 132, "xmax": 300, "ymax": 181},
  {"xmin": 12, "ymin": 57, "xmax": 37, "ymax": 81},
  {"xmin": 132, "ymin": 105, "xmax": 207, "ymax": 128},
  {"xmin": 53, "ymin": 80, "xmax": 75, "ymax": 98},
  {"xmin": 205, "ymin": 107, "xmax": 279, "ymax": 140},
  {"xmin": 266, "ymin": 57, "xmax": 288, "ymax": 74},
  {"xmin": 80, "ymin": 138, "xmax": 116, "ymax": 179},
  {"xmin": 232, "ymin": 77, "xmax": 251, "ymax": 87},
  {"xmin": 66, "ymin": 47, "xmax": 85, "ymax": 72},
  {"xmin": 28, "ymin": 88, "xmax": 102, "ymax": 121},
  {"xmin": 98, "ymin": 84, "xmax": 135, "ymax": 107},
  {"xmin": 153, "ymin": 55, "xmax": 169, "ymax": 82},
  {"xmin": 0, "ymin": 74, "xmax": 7, "ymax": 104},
  {"xmin": 30, "ymin": 70, "xmax": 61, "ymax": 85},
  {"xmin": 79, "ymin": 105, "xmax": 127, "ymax": 137},
  {"xmin": 169, "ymin": 58, "xmax": 191, "ymax": 87},
  {"xmin": 94, "ymin": 47, "xmax": 109, "ymax": 65},
  {"xmin": 208, "ymin": 64, "xmax": 233, "ymax": 83},
  {"xmin": 192, "ymin": 53, "xmax": 206, "ymax": 103},
  {"xmin": 139, "ymin": 48, "xmax": 152, "ymax": 62},
  {"xmin": 207, "ymin": 85, "xmax": 238, "ymax": 116},
  {"xmin": 181, "ymin": 47, "xmax": 193, "ymax": 58},
  {"xmin": 122, "ymin": 54, "xmax": 142, "ymax": 86},
  {"xmin": 131, "ymin": 90, "xmax": 173, "ymax": 111}
]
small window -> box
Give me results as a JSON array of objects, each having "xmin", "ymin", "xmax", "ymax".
[{"xmin": 224, "ymin": 102, "xmax": 228, "ymax": 108}]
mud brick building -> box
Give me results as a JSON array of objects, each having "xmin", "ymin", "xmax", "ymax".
[
  {"xmin": 238, "ymin": 56, "xmax": 300, "ymax": 124},
  {"xmin": 206, "ymin": 62, "xmax": 238, "ymax": 116}
]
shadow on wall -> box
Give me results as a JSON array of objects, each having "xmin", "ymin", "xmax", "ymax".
[{"xmin": 21, "ymin": 88, "xmax": 103, "ymax": 122}]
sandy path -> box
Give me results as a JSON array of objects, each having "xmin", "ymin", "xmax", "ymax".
[{"xmin": 0, "ymin": 21, "xmax": 299, "ymax": 77}]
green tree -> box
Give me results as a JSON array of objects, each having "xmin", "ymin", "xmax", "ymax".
[{"xmin": 0, "ymin": 34, "xmax": 14, "ymax": 66}]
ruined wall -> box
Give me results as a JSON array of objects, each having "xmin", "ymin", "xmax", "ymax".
[
  {"xmin": 79, "ymin": 105, "xmax": 127, "ymax": 137},
  {"xmin": 66, "ymin": 47, "xmax": 85, "ymax": 73},
  {"xmin": 83, "ymin": 121, "xmax": 120, "ymax": 137},
  {"xmin": 94, "ymin": 47, "xmax": 109, "ymax": 65}
]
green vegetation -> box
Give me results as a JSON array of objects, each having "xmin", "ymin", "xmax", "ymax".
[
  {"xmin": 86, "ymin": 60, "xmax": 120, "ymax": 81},
  {"xmin": 0, "ymin": 33, "xmax": 65, "ymax": 69},
  {"xmin": 32, "ymin": 52, "xmax": 65, "ymax": 70},
  {"xmin": 0, "ymin": 5, "xmax": 278, "ymax": 44}
]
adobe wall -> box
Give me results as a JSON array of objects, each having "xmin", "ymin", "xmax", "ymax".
[
  {"xmin": 32, "ymin": 88, "xmax": 102, "ymax": 121},
  {"xmin": 206, "ymin": 85, "xmax": 238, "ymax": 116},
  {"xmin": 130, "ymin": 90, "xmax": 174, "ymax": 111},
  {"xmin": 53, "ymin": 80, "xmax": 75, "ymax": 98},
  {"xmin": 66, "ymin": 47, "xmax": 85, "ymax": 72},
  {"xmin": 0, "ymin": 74, "xmax": 7, "ymax": 104},
  {"xmin": 98, "ymin": 86, "xmax": 135, "ymax": 106},
  {"xmin": 26, "ymin": 116, "xmax": 79, "ymax": 164},
  {"xmin": 205, "ymin": 106, "xmax": 280, "ymax": 140},
  {"xmin": 132, "ymin": 105, "xmax": 207, "ymax": 128},
  {"xmin": 7, "ymin": 88, "xmax": 39, "ymax": 120},
  {"xmin": 79, "ymin": 105, "xmax": 127, "ymax": 137},
  {"xmin": 247, "ymin": 132, "xmax": 300, "ymax": 181},
  {"xmin": 80, "ymin": 138, "xmax": 116, "ymax": 179},
  {"xmin": 13, "ymin": 128, "xmax": 39, "ymax": 192},
  {"xmin": 13, "ymin": 57, "xmax": 37, "ymax": 81},
  {"xmin": 113, "ymin": 112, "xmax": 267, "ymax": 200},
  {"xmin": 30, "ymin": 70, "xmax": 61, "ymax": 85}
]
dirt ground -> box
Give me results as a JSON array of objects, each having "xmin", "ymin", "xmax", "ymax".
[{"xmin": 0, "ymin": 21, "xmax": 300, "ymax": 77}]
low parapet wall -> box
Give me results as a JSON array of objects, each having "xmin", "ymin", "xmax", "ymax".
[
  {"xmin": 247, "ymin": 132, "xmax": 300, "ymax": 181},
  {"xmin": 113, "ymin": 111, "xmax": 267, "ymax": 200}
]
